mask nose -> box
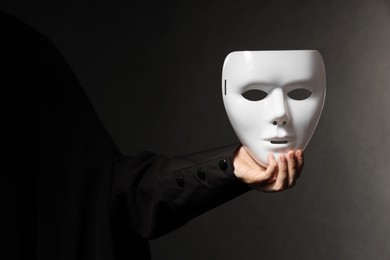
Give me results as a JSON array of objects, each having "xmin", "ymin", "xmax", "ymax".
[{"xmin": 267, "ymin": 88, "xmax": 289, "ymax": 126}]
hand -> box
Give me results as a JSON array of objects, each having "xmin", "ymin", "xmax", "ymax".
[{"xmin": 232, "ymin": 146, "xmax": 304, "ymax": 192}]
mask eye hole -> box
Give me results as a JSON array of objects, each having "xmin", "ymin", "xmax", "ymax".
[
  {"xmin": 287, "ymin": 88, "xmax": 312, "ymax": 100},
  {"xmin": 242, "ymin": 89, "xmax": 268, "ymax": 101}
]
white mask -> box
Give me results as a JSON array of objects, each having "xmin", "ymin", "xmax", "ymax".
[{"xmin": 222, "ymin": 50, "xmax": 326, "ymax": 167}]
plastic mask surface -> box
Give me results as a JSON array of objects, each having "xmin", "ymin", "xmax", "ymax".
[{"xmin": 222, "ymin": 50, "xmax": 326, "ymax": 166}]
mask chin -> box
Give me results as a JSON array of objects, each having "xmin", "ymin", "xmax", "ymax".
[{"xmin": 245, "ymin": 137, "xmax": 305, "ymax": 166}]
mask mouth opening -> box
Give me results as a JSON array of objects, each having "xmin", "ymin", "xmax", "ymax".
[{"xmin": 270, "ymin": 140, "xmax": 288, "ymax": 144}]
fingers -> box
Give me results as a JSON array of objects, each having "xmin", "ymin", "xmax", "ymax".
[
  {"xmin": 274, "ymin": 155, "xmax": 288, "ymax": 190},
  {"xmin": 286, "ymin": 151, "xmax": 297, "ymax": 187},
  {"xmin": 261, "ymin": 150, "xmax": 304, "ymax": 192},
  {"xmin": 295, "ymin": 149, "xmax": 304, "ymax": 179},
  {"xmin": 259, "ymin": 154, "xmax": 288, "ymax": 192},
  {"xmin": 254, "ymin": 154, "xmax": 278, "ymax": 192},
  {"xmin": 263, "ymin": 154, "xmax": 278, "ymax": 182}
]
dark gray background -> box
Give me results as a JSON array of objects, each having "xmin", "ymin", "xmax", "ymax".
[{"xmin": 2, "ymin": 0, "xmax": 390, "ymax": 259}]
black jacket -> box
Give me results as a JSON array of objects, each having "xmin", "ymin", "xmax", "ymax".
[{"xmin": 1, "ymin": 11, "xmax": 250, "ymax": 260}]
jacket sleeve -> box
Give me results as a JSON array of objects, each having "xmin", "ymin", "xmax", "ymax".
[{"xmin": 111, "ymin": 144, "xmax": 252, "ymax": 239}]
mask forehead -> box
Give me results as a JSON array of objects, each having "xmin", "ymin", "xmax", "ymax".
[{"xmin": 223, "ymin": 50, "xmax": 325, "ymax": 92}]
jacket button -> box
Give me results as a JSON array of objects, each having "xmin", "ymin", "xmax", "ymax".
[
  {"xmin": 197, "ymin": 168, "xmax": 206, "ymax": 180},
  {"xmin": 219, "ymin": 159, "xmax": 228, "ymax": 171},
  {"xmin": 176, "ymin": 175, "xmax": 184, "ymax": 187}
]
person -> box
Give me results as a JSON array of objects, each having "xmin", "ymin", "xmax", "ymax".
[{"xmin": 1, "ymin": 11, "xmax": 303, "ymax": 260}]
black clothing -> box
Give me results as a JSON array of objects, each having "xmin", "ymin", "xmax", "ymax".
[
  {"xmin": 112, "ymin": 146, "xmax": 250, "ymax": 260},
  {"xmin": 1, "ymin": 11, "xmax": 250, "ymax": 260}
]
